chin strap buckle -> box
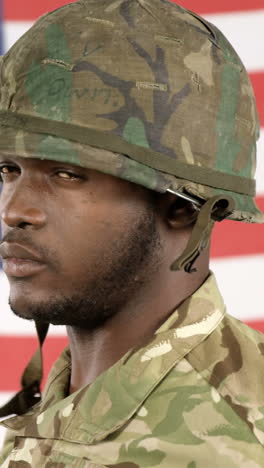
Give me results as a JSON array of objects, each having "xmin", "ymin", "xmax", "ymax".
[{"xmin": 170, "ymin": 194, "xmax": 235, "ymax": 273}]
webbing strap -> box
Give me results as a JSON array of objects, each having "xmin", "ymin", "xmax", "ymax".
[
  {"xmin": 0, "ymin": 321, "xmax": 49, "ymax": 417},
  {"xmin": 171, "ymin": 195, "xmax": 235, "ymax": 273},
  {"xmin": 0, "ymin": 111, "xmax": 256, "ymax": 197}
]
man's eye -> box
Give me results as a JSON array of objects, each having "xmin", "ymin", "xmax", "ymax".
[
  {"xmin": 0, "ymin": 165, "xmax": 18, "ymax": 180},
  {"xmin": 56, "ymin": 171, "xmax": 81, "ymax": 180}
]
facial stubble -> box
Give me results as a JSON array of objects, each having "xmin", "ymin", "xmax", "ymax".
[{"xmin": 9, "ymin": 204, "xmax": 162, "ymax": 330}]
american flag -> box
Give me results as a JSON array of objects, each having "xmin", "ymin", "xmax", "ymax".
[{"xmin": 0, "ymin": 0, "xmax": 264, "ymax": 445}]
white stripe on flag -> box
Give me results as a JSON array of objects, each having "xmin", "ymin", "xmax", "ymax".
[
  {"xmin": 0, "ymin": 393, "xmax": 13, "ymax": 409},
  {"xmin": 4, "ymin": 21, "xmax": 33, "ymax": 51},
  {"xmin": 0, "ymin": 272, "xmax": 66, "ymax": 336},
  {"xmin": 204, "ymin": 10, "xmax": 264, "ymax": 72},
  {"xmin": 210, "ymin": 254, "xmax": 264, "ymax": 321},
  {"xmin": 0, "ymin": 393, "xmax": 12, "ymax": 449}
]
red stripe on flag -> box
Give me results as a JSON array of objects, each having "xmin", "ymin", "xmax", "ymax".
[
  {"xmin": 250, "ymin": 72, "xmax": 264, "ymax": 128},
  {"xmin": 0, "ymin": 336, "xmax": 68, "ymax": 392},
  {"xmin": 245, "ymin": 320, "xmax": 264, "ymax": 334},
  {"xmin": 211, "ymin": 197, "xmax": 264, "ymax": 258},
  {"xmin": 176, "ymin": 0, "xmax": 264, "ymax": 14},
  {"xmin": 4, "ymin": 0, "xmax": 75, "ymax": 21},
  {"xmin": 4, "ymin": 0, "xmax": 264, "ymax": 20}
]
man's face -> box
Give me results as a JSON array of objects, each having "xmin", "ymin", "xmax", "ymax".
[{"xmin": 0, "ymin": 157, "xmax": 161, "ymax": 329}]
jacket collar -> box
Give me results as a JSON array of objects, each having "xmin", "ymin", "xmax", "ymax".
[{"xmin": 1, "ymin": 273, "xmax": 225, "ymax": 443}]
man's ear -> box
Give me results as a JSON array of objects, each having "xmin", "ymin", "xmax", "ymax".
[{"xmin": 166, "ymin": 193, "xmax": 199, "ymax": 229}]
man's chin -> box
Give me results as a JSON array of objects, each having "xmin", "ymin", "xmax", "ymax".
[
  {"xmin": 9, "ymin": 294, "xmax": 53, "ymax": 323},
  {"xmin": 9, "ymin": 295, "xmax": 104, "ymax": 328},
  {"xmin": 10, "ymin": 301, "xmax": 41, "ymax": 322}
]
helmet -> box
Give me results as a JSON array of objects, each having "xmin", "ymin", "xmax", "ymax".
[
  {"xmin": 0, "ymin": 0, "xmax": 263, "ymax": 416},
  {"xmin": 0, "ymin": 0, "xmax": 262, "ymax": 220}
]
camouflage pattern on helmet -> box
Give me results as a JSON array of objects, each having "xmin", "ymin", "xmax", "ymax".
[
  {"xmin": 1, "ymin": 274, "xmax": 264, "ymax": 467},
  {"xmin": 0, "ymin": 0, "xmax": 262, "ymax": 222}
]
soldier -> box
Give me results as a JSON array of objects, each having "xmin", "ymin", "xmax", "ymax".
[{"xmin": 0, "ymin": 0, "xmax": 263, "ymax": 466}]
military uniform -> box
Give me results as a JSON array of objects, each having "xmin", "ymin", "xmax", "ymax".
[
  {"xmin": 1, "ymin": 273, "xmax": 264, "ymax": 467},
  {"xmin": 0, "ymin": 0, "xmax": 264, "ymax": 465}
]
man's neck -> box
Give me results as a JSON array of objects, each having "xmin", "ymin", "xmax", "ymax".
[{"xmin": 67, "ymin": 262, "xmax": 209, "ymax": 394}]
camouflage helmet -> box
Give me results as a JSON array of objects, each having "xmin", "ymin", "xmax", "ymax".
[
  {"xmin": 0, "ymin": 0, "xmax": 263, "ymax": 418},
  {"xmin": 0, "ymin": 0, "xmax": 262, "ymax": 221}
]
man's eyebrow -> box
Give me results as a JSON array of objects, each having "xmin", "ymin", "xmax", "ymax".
[
  {"xmin": 0, "ymin": 155, "xmax": 16, "ymax": 160},
  {"xmin": 0, "ymin": 156, "xmax": 12, "ymax": 162}
]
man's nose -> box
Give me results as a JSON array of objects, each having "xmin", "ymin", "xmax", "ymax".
[{"xmin": 0, "ymin": 182, "xmax": 47, "ymax": 229}]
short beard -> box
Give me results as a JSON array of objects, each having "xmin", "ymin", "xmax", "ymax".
[{"xmin": 10, "ymin": 201, "xmax": 162, "ymax": 330}]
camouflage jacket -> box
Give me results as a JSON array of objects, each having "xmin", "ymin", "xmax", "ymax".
[{"xmin": 1, "ymin": 273, "xmax": 264, "ymax": 467}]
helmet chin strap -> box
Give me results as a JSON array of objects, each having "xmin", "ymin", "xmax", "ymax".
[
  {"xmin": 0, "ymin": 321, "xmax": 49, "ymax": 417},
  {"xmin": 170, "ymin": 195, "xmax": 235, "ymax": 273}
]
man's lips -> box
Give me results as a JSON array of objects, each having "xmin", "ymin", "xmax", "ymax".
[
  {"xmin": 0, "ymin": 242, "xmax": 44, "ymax": 262},
  {"xmin": 0, "ymin": 242, "xmax": 46, "ymax": 278}
]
